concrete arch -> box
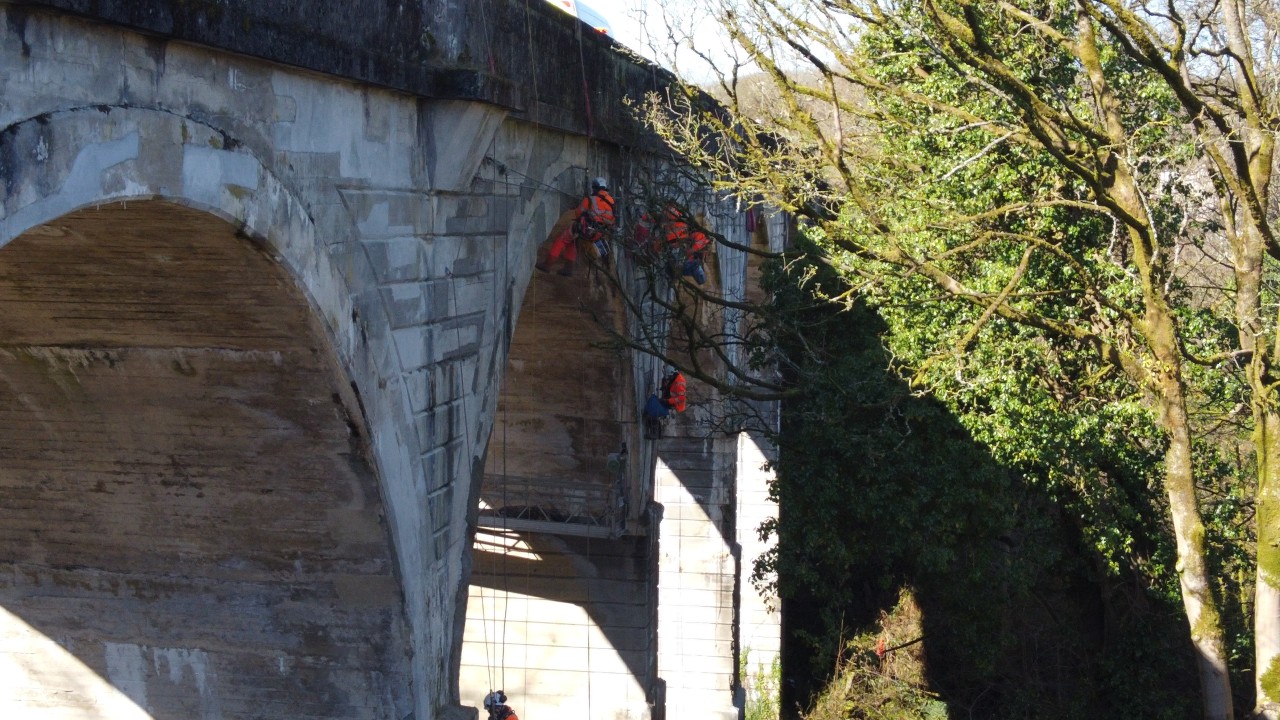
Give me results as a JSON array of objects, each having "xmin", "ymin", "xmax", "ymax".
[
  {"xmin": 459, "ymin": 208, "xmax": 658, "ymax": 719},
  {"xmin": 0, "ymin": 105, "xmax": 358, "ymax": 351},
  {"xmin": 0, "ymin": 198, "xmax": 414, "ymax": 719},
  {"xmin": 0, "ymin": 103, "xmax": 400, "ymax": 563},
  {"xmin": 0, "ymin": 106, "xmax": 446, "ymax": 718}
]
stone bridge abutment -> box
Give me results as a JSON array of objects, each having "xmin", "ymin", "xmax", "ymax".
[{"xmin": 1, "ymin": 3, "xmax": 781, "ymax": 719}]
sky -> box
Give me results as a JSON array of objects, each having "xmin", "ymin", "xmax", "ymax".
[
  {"xmin": 586, "ymin": 0, "xmax": 732, "ymax": 81},
  {"xmin": 594, "ymin": 0, "xmax": 680, "ymax": 56}
]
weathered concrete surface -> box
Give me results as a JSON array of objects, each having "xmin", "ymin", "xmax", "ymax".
[
  {"xmin": 5, "ymin": 0, "xmax": 673, "ymax": 142},
  {"xmin": 0, "ymin": 3, "xmax": 781, "ymax": 719},
  {"xmin": 481, "ymin": 227, "xmax": 640, "ymax": 531},
  {"xmin": 0, "ymin": 6, "xmax": 602, "ymax": 717},
  {"xmin": 0, "ymin": 201, "xmax": 412, "ymax": 718}
]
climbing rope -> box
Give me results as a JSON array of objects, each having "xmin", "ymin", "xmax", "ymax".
[
  {"xmin": 496, "ymin": 145, "xmax": 517, "ymax": 705},
  {"xmin": 477, "ymin": 0, "xmax": 496, "ymax": 77},
  {"xmin": 464, "ymin": 257, "xmax": 502, "ymax": 698},
  {"xmin": 574, "ymin": 19, "xmax": 595, "ymax": 138},
  {"xmin": 463, "ymin": 133, "xmax": 520, "ymax": 710},
  {"xmin": 524, "ymin": 0, "xmax": 541, "ymax": 127},
  {"xmin": 586, "ymin": 529, "xmax": 594, "ymax": 720},
  {"xmin": 482, "ymin": 157, "xmax": 581, "ymax": 202}
]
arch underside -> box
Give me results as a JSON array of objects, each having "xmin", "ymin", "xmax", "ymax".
[{"xmin": 0, "ymin": 200, "xmax": 412, "ymax": 718}]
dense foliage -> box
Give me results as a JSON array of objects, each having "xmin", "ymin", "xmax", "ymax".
[
  {"xmin": 641, "ymin": 0, "xmax": 1276, "ymax": 715},
  {"xmin": 763, "ymin": 246, "xmax": 1200, "ymax": 718}
]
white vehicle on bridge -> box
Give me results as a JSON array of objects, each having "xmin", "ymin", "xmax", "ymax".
[{"xmin": 545, "ymin": 0, "xmax": 613, "ymax": 36}]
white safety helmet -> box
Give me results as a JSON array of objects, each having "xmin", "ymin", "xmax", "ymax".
[
  {"xmin": 484, "ymin": 691, "xmax": 506, "ymax": 709},
  {"xmin": 591, "ymin": 176, "xmax": 608, "ymax": 193}
]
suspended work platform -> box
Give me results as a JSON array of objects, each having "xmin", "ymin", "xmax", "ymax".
[{"xmin": 477, "ymin": 473, "xmax": 626, "ymax": 539}]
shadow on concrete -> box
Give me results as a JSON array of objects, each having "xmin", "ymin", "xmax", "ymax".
[{"xmin": 469, "ymin": 531, "xmax": 655, "ymax": 686}]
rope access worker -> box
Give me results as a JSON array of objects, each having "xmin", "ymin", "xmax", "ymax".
[
  {"xmin": 631, "ymin": 202, "xmax": 709, "ymax": 283},
  {"xmin": 536, "ymin": 176, "xmax": 616, "ymax": 277},
  {"xmin": 662, "ymin": 206, "xmax": 710, "ymax": 285},
  {"xmin": 483, "ymin": 690, "xmax": 518, "ymax": 720},
  {"xmin": 642, "ymin": 366, "xmax": 687, "ymax": 439}
]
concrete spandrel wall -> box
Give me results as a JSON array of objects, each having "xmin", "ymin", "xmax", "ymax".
[{"xmin": 8, "ymin": 0, "xmax": 676, "ymax": 143}]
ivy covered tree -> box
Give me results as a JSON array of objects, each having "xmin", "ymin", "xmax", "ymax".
[
  {"xmin": 637, "ymin": 0, "xmax": 1278, "ymax": 717},
  {"xmin": 760, "ymin": 245, "xmax": 1200, "ymax": 717}
]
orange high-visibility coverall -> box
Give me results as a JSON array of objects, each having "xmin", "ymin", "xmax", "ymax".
[
  {"xmin": 661, "ymin": 371, "xmax": 687, "ymax": 413},
  {"xmin": 544, "ymin": 189, "xmax": 616, "ymax": 264},
  {"xmin": 663, "ymin": 211, "xmax": 709, "ymax": 260}
]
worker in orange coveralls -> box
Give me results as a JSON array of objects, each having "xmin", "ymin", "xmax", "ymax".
[
  {"xmin": 632, "ymin": 202, "xmax": 710, "ymax": 283},
  {"xmin": 642, "ymin": 366, "xmax": 686, "ymax": 439},
  {"xmin": 535, "ymin": 177, "xmax": 615, "ymax": 277},
  {"xmin": 662, "ymin": 206, "xmax": 710, "ymax": 284}
]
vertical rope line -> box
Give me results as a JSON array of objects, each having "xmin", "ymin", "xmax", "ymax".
[
  {"xmin": 476, "ymin": 131, "xmax": 511, "ymax": 699},
  {"xmin": 494, "ymin": 133, "xmax": 511, "ymax": 698},
  {"xmin": 482, "ymin": 550, "xmax": 494, "ymax": 695},
  {"xmin": 477, "ymin": 0, "xmax": 496, "ymax": 75},
  {"xmin": 524, "ymin": 0, "xmax": 541, "ymax": 124},
  {"xmin": 450, "ymin": 143, "xmax": 515, "ymax": 700},
  {"xmin": 586, "ymin": 530, "xmax": 594, "ymax": 720},
  {"xmin": 507, "ymin": 148, "xmax": 533, "ymax": 704},
  {"xmin": 456, "ymin": 261, "xmax": 496, "ymax": 698},
  {"xmin": 575, "ymin": 23, "xmax": 595, "ymax": 137},
  {"xmin": 456, "ymin": 150, "xmax": 495, "ymax": 700}
]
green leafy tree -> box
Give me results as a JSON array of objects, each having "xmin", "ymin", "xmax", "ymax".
[
  {"xmin": 761, "ymin": 245, "xmax": 1198, "ymax": 718},
  {"xmin": 639, "ymin": 0, "xmax": 1277, "ymax": 717}
]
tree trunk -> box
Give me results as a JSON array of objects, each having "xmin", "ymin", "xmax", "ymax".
[
  {"xmin": 1224, "ymin": 127, "xmax": 1275, "ymax": 718},
  {"xmin": 1157, "ymin": 372, "xmax": 1234, "ymax": 719},
  {"xmin": 1256, "ymin": 407, "xmax": 1280, "ymax": 719},
  {"xmin": 1236, "ymin": 211, "xmax": 1280, "ymax": 719}
]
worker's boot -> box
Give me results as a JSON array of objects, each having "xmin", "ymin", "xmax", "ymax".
[
  {"xmin": 558, "ymin": 261, "xmax": 575, "ymax": 277},
  {"xmin": 535, "ymin": 260, "xmax": 551, "ymax": 273}
]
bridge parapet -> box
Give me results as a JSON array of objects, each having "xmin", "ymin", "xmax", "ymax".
[{"xmin": 8, "ymin": 0, "xmax": 671, "ymax": 142}]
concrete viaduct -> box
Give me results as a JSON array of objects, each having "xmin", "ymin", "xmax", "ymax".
[{"xmin": 0, "ymin": 2, "xmax": 781, "ymax": 719}]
